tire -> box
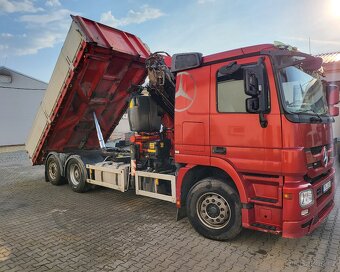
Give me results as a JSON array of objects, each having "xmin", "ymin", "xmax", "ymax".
[
  {"xmin": 66, "ymin": 157, "xmax": 89, "ymax": 193},
  {"xmin": 186, "ymin": 177, "xmax": 242, "ymax": 241},
  {"xmin": 46, "ymin": 154, "xmax": 65, "ymax": 186}
]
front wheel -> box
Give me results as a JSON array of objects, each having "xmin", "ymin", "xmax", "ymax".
[
  {"xmin": 66, "ymin": 156, "xmax": 89, "ymax": 193},
  {"xmin": 186, "ymin": 178, "xmax": 242, "ymax": 241}
]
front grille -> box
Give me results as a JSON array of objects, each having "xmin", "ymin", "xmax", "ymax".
[
  {"xmin": 304, "ymin": 170, "xmax": 330, "ymax": 184},
  {"xmin": 309, "ymin": 144, "xmax": 330, "ymax": 155},
  {"xmin": 316, "ymin": 187, "xmax": 322, "ymax": 197}
]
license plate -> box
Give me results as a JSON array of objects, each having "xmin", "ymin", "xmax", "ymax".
[{"xmin": 323, "ymin": 180, "xmax": 332, "ymax": 193}]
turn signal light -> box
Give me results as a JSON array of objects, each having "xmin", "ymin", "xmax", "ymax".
[{"xmin": 283, "ymin": 193, "xmax": 293, "ymax": 200}]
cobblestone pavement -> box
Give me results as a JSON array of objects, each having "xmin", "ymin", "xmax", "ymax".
[{"xmin": 0, "ymin": 151, "xmax": 339, "ymax": 272}]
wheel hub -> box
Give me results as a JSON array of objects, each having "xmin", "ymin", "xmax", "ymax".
[
  {"xmin": 70, "ymin": 164, "xmax": 81, "ymax": 185},
  {"xmin": 196, "ymin": 193, "xmax": 231, "ymax": 229},
  {"xmin": 206, "ymin": 203, "xmax": 220, "ymax": 218},
  {"xmin": 48, "ymin": 162, "xmax": 57, "ymax": 180}
]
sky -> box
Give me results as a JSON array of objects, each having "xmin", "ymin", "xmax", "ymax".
[{"xmin": 0, "ymin": 0, "xmax": 340, "ymax": 82}]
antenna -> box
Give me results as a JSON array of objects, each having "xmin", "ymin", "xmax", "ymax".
[{"xmin": 308, "ymin": 37, "xmax": 311, "ymax": 54}]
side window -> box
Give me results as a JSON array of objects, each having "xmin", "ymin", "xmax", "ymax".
[{"xmin": 217, "ymin": 66, "xmax": 248, "ymax": 113}]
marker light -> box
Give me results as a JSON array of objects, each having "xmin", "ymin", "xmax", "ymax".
[{"xmin": 301, "ymin": 209, "xmax": 309, "ymax": 216}]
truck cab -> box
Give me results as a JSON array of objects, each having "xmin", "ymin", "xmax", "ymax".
[{"xmin": 174, "ymin": 44, "xmax": 339, "ymax": 239}]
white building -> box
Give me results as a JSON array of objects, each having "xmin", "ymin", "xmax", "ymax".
[
  {"xmin": 110, "ymin": 113, "xmax": 131, "ymax": 142},
  {"xmin": 0, "ymin": 67, "xmax": 47, "ymax": 146}
]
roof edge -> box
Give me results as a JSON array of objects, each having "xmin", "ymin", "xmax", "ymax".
[{"xmin": 0, "ymin": 66, "xmax": 48, "ymax": 85}]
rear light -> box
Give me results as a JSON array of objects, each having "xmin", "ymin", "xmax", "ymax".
[{"xmin": 299, "ymin": 189, "xmax": 314, "ymax": 208}]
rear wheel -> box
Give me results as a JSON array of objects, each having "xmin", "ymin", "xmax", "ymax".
[
  {"xmin": 66, "ymin": 157, "xmax": 89, "ymax": 193},
  {"xmin": 186, "ymin": 177, "xmax": 242, "ymax": 241},
  {"xmin": 46, "ymin": 154, "xmax": 65, "ymax": 185}
]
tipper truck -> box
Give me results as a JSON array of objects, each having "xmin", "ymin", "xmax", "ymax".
[{"xmin": 26, "ymin": 15, "xmax": 340, "ymax": 240}]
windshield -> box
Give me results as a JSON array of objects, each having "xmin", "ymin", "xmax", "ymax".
[{"xmin": 279, "ymin": 66, "xmax": 328, "ymax": 115}]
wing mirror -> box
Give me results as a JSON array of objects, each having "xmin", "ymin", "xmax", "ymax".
[
  {"xmin": 244, "ymin": 57, "xmax": 269, "ymax": 127},
  {"xmin": 327, "ymin": 84, "xmax": 339, "ymax": 117}
]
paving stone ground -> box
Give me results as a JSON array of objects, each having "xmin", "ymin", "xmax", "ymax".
[{"xmin": 0, "ymin": 151, "xmax": 339, "ymax": 272}]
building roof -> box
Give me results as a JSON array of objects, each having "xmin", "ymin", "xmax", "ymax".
[
  {"xmin": 0, "ymin": 66, "xmax": 47, "ymax": 85},
  {"xmin": 0, "ymin": 66, "xmax": 47, "ymax": 91},
  {"xmin": 316, "ymin": 52, "xmax": 340, "ymax": 64}
]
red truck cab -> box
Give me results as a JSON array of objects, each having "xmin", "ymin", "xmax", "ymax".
[{"xmin": 173, "ymin": 44, "xmax": 338, "ymax": 239}]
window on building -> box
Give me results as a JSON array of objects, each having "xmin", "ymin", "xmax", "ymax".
[{"xmin": 0, "ymin": 73, "xmax": 12, "ymax": 84}]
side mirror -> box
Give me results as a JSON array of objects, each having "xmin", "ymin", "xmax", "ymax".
[
  {"xmin": 171, "ymin": 52, "xmax": 203, "ymax": 72},
  {"xmin": 246, "ymin": 97, "xmax": 259, "ymax": 113},
  {"xmin": 244, "ymin": 71, "xmax": 259, "ymax": 96},
  {"xmin": 327, "ymin": 84, "xmax": 339, "ymax": 117},
  {"xmin": 329, "ymin": 107, "xmax": 339, "ymax": 116},
  {"xmin": 327, "ymin": 84, "xmax": 340, "ymax": 105},
  {"xmin": 244, "ymin": 58, "xmax": 269, "ymax": 114}
]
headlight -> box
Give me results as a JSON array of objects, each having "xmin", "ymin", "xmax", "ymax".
[{"xmin": 299, "ymin": 189, "xmax": 314, "ymax": 207}]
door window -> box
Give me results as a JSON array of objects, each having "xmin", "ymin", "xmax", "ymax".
[{"xmin": 217, "ymin": 67, "xmax": 248, "ymax": 113}]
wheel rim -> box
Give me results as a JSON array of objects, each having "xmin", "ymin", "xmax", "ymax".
[
  {"xmin": 48, "ymin": 161, "xmax": 58, "ymax": 180},
  {"xmin": 69, "ymin": 163, "xmax": 81, "ymax": 186},
  {"xmin": 196, "ymin": 192, "xmax": 231, "ymax": 229}
]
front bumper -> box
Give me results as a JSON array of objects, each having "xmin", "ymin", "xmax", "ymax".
[{"xmin": 282, "ymin": 168, "xmax": 335, "ymax": 238}]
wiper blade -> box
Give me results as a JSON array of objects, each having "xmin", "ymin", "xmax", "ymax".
[
  {"xmin": 309, "ymin": 116, "xmax": 322, "ymax": 122},
  {"xmin": 295, "ymin": 108, "xmax": 324, "ymax": 122}
]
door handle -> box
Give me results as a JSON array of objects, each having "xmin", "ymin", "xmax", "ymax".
[{"xmin": 212, "ymin": 146, "xmax": 226, "ymax": 155}]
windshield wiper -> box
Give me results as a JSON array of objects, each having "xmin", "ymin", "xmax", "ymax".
[
  {"xmin": 295, "ymin": 108, "xmax": 323, "ymax": 122},
  {"xmin": 309, "ymin": 115, "xmax": 322, "ymax": 123}
]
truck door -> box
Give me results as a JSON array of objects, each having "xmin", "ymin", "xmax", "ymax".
[{"xmin": 209, "ymin": 56, "xmax": 282, "ymax": 175}]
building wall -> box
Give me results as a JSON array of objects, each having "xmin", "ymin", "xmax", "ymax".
[
  {"xmin": 0, "ymin": 68, "xmax": 46, "ymax": 146},
  {"xmin": 109, "ymin": 113, "xmax": 131, "ymax": 142}
]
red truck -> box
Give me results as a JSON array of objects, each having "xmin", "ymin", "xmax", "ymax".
[{"xmin": 26, "ymin": 16, "xmax": 339, "ymax": 240}]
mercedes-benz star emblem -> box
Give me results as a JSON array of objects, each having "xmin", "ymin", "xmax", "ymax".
[{"xmin": 175, "ymin": 72, "xmax": 196, "ymax": 112}]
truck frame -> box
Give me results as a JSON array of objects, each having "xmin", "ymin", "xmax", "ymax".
[{"xmin": 27, "ymin": 16, "xmax": 340, "ymax": 240}]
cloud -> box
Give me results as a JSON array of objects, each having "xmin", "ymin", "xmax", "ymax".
[
  {"xmin": 100, "ymin": 5, "xmax": 164, "ymax": 27},
  {"xmin": 15, "ymin": 31, "xmax": 62, "ymax": 55},
  {"xmin": 1, "ymin": 33, "xmax": 14, "ymax": 38},
  {"xmin": 0, "ymin": 7, "xmax": 74, "ymax": 56},
  {"xmin": 20, "ymin": 8, "xmax": 70, "ymax": 25},
  {"xmin": 285, "ymin": 36, "xmax": 340, "ymax": 46},
  {"xmin": 0, "ymin": 0, "xmax": 43, "ymax": 13},
  {"xmin": 197, "ymin": 0, "xmax": 216, "ymax": 4},
  {"xmin": 0, "ymin": 45, "xmax": 9, "ymax": 50},
  {"xmin": 45, "ymin": 0, "xmax": 61, "ymax": 7},
  {"xmin": 15, "ymin": 9, "xmax": 73, "ymax": 55}
]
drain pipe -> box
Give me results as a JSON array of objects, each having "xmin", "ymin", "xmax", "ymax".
[{"xmin": 93, "ymin": 112, "xmax": 106, "ymax": 149}]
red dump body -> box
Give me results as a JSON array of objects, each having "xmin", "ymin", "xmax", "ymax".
[{"xmin": 27, "ymin": 16, "xmax": 150, "ymax": 165}]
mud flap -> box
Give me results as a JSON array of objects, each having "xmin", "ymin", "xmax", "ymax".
[{"xmin": 176, "ymin": 206, "xmax": 187, "ymax": 221}]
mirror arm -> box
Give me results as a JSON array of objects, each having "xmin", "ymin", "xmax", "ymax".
[
  {"xmin": 257, "ymin": 56, "xmax": 265, "ymax": 65},
  {"xmin": 259, "ymin": 112, "xmax": 268, "ymax": 128}
]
